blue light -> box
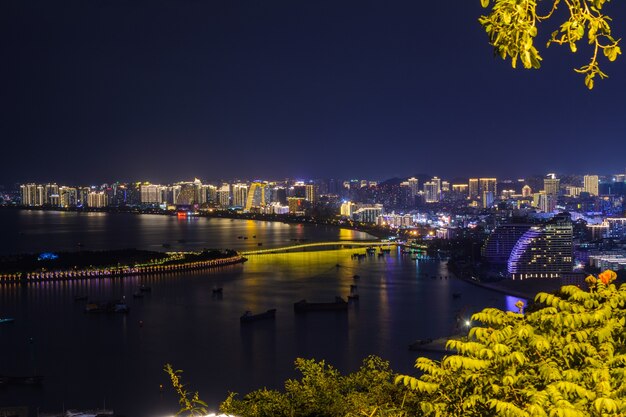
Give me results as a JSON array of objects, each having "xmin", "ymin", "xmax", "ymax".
[{"xmin": 38, "ymin": 252, "xmax": 59, "ymax": 261}]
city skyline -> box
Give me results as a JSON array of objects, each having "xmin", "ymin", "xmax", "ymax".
[{"xmin": 2, "ymin": 1, "xmax": 626, "ymax": 184}]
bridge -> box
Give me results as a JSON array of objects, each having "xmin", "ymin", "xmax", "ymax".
[{"xmin": 240, "ymin": 241, "xmax": 397, "ymax": 256}]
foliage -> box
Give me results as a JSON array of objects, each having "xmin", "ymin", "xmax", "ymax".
[
  {"xmin": 164, "ymin": 363, "xmax": 209, "ymax": 416},
  {"xmin": 479, "ymin": 0, "xmax": 621, "ymax": 88},
  {"xmin": 397, "ymin": 270, "xmax": 626, "ymax": 416},
  {"xmin": 219, "ymin": 356, "xmax": 419, "ymax": 417}
]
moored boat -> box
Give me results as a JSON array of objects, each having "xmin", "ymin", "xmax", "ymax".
[
  {"xmin": 240, "ymin": 309, "xmax": 277, "ymax": 323},
  {"xmin": 0, "ymin": 318, "xmax": 15, "ymax": 324},
  {"xmin": 294, "ymin": 297, "xmax": 348, "ymax": 313}
]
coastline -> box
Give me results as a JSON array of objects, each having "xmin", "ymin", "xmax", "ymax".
[
  {"xmin": 0, "ymin": 254, "xmax": 247, "ymax": 284},
  {"xmin": 0, "ymin": 205, "xmax": 389, "ymax": 239}
]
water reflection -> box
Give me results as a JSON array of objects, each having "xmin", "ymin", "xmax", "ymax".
[{"xmin": 1, "ymin": 248, "xmax": 520, "ymax": 417}]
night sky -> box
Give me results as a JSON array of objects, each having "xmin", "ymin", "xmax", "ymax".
[{"xmin": 2, "ymin": 0, "xmax": 625, "ymax": 184}]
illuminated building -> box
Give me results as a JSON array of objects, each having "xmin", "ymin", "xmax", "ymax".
[
  {"xmin": 87, "ymin": 191, "xmax": 108, "ymax": 208},
  {"xmin": 20, "ymin": 183, "xmax": 38, "ymax": 206},
  {"xmin": 287, "ymin": 197, "xmax": 306, "ymax": 215},
  {"xmin": 508, "ymin": 213, "xmax": 573, "ymax": 279},
  {"xmin": 544, "ymin": 177, "xmax": 560, "ymax": 197},
  {"xmin": 407, "ymin": 177, "xmax": 419, "ymax": 198},
  {"xmin": 272, "ymin": 187, "xmax": 287, "ymax": 205},
  {"xmin": 245, "ymin": 182, "xmax": 270, "ymax": 211},
  {"xmin": 305, "ymin": 184, "xmax": 318, "ymax": 204},
  {"xmin": 353, "ymin": 204, "xmax": 383, "ymax": 223},
  {"xmin": 232, "ymin": 183, "xmax": 248, "ymax": 207},
  {"xmin": 536, "ymin": 191, "xmax": 556, "ymax": 213},
  {"xmin": 482, "ymin": 223, "xmax": 532, "ymax": 264},
  {"xmin": 441, "ymin": 181, "xmax": 450, "ymax": 192},
  {"xmin": 140, "ymin": 184, "xmax": 164, "ymax": 204},
  {"xmin": 217, "ymin": 183, "xmax": 230, "ymax": 208},
  {"xmin": 500, "ymin": 189, "xmax": 515, "ymax": 200},
  {"xmin": 469, "ymin": 178, "xmax": 479, "ymax": 199},
  {"xmin": 423, "ymin": 181, "xmax": 439, "ymax": 203},
  {"xmin": 479, "ymin": 178, "xmax": 497, "ymax": 198},
  {"xmin": 175, "ymin": 182, "xmax": 197, "ymax": 205},
  {"xmin": 522, "ymin": 185, "xmax": 532, "ymax": 197},
  {"xmin": 203, "ymin": 184, "xmax": 217, "ymax": 204},
  {"xmin": 59, "ymin": 187, "xmax": 77, "ymax": 208},
  {"xmin": 78, "ymin": 187, "xmax": 90, "ymax": 207},
  {"xmin": 452, "ymin": 184, "xmax": 468, "ymax": 195},
  {"xmin": 583, "ymin": 175, "xmax": 599, "ymax": 196},
  {"xmin": 565, "ymin": 186, "xmax": 583, "ymax": 197},
  {"xmin": 376, "ymin": 213, "xmax": 413, "ymax": 228},
  {"xmin": 482, "ymin": 191, "xmax": 494, "ymax": 208},
  {"xmin": 45, "ymin": 183, "xmax": 60, "ymax": 206},
  {"xmin": 36, "ymin": 185, "xmax": 45, "ymax": 206},
  {"xmin": 340, "ymin": 201, "xmax": 356, "ymax": 217}
]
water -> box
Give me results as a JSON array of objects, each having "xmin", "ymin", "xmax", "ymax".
[{"xmin": 0, "ymin": 210, "xmax": 512, "ymax": 416}]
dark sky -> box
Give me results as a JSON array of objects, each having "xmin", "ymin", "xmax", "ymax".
[{"xmin": 2, "ymin": 0, "xmax": 625, "ymax": 184}]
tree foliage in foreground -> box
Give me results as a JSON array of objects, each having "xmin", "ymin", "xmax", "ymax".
[
  {"xmin": 166, "ymin": 270, "xmax": 626, "ymax": 417},
  {"xmin": 398, "ymin": 270, "xmax": 626, "ymax": 416},
  {"xmin": 219, "ymin": 356, "xmax": 419, "ymax": 417},
  {"xmin": 479, "ymin": 0, "xmax": 622, "ymax": 88}
]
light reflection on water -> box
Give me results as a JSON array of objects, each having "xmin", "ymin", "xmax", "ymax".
[{"xmin": 0, "ymin": 213, "xmax": 516, "ymax": 417}]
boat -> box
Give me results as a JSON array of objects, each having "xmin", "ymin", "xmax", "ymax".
[
  {"xmin": 240, "ymin": 309, "xmax": 277, "ymax": 323},
  {"xmin": 132, "ymin": 292, "xmax": 144, "ymax": 299},
  {"xmin": 294, "ymin": 297, "xmax": 348, "ymax": 313},
  {"xmin": 353, "ymin": 274, "xmax": 360, "ymax": 279},
  {"xmin": 139, "ymin": 285, "xmax": 152, "ymax": 292},
  {"xmin": 84, "ymin": 301, "xmax": 129, "ymax": 314},
  {"xmin": 258, "ymin": 242, "xmax": 263, "ymax": 246},
  {"xmin": 0, "ymin": 318, "xmax": 15, "ymax": 324},
  {"xmin": 366, "ymin": 247, "xmax": 376, "ymax": 254},
  {"xmin": 212, "ymin": 287, "xmax": 223, "ymax": 294}
]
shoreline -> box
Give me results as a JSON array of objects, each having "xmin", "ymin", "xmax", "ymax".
[
  {"xmin": 0, "ymin": 205, "xmax": 390, "ymax": 239},
  {"xmin": 0, "ymin": 254, "xmax": 247, "ymax": 284}
]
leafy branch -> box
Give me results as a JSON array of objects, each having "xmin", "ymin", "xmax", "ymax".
[
  {"xmin": 479, "ymin": 0, "xmax": 621, "ymax": 89},
  {"xmin": 164, "ymin": 363, "xmax": 209, "ymax": 416}
]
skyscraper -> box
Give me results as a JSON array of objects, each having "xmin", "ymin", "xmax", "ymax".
[
  {"xmin": 583, "ymin": 175, "xmax": 599, "ymax": 196},
  {"xmin": 305, "ymin": 184, "xmax": 318, "ymax": 204},
  {"xmin": 508, "ymin": 213, "xmax": 573, "ymax": 279},
  {"xmin": 469, "ymin": 178, "xmax": 479, "ymax": 199},
  {"xmin": 544, "ymin": 177, "xmax": 560, "ymax": 197}
]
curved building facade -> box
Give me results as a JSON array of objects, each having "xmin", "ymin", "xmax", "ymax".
[{"xmin": 507, "ymin": 213, "xmax": 573, "ymax": 279}]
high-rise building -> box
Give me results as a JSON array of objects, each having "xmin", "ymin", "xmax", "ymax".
[
  {"xmin": 45, "ymin": 183, "xmax": 60, "ymax": 206},
  {"xmin": 452, "ymin": 184, "xmax": 468, "ymax": 195},
  {"xmin": 20, "ymin": 183, "xmax": 38, "ymax": 206},
  {"xmin": 469, "ymin": 178, "xmax": 479, "ymax": 199},
  {"xmin": 245, "ymin": 182, "xmax": 270, "ymax": 211},
  {"xmin": 583, "ymin": 175, "xmax": 599, "ymax": 196},
  {"xmin": 423, "ymin": 181, "xmax": 439, "ymax": 203},
  {"xmin": 217, "ymin": 183, "xmax": 230, "ymax": 208},
  {"xmin": 407, "ymin": 177, "xmax": 419, "ymax": 198},
  {"xmin": 305, "ymin": 184, "xmax": 318, "ymax": 204},
  {"xmin": 544, "ymin": 177, "xmax": 560, "ymax": 197},
  {"xmin": 59, "ymin": 186, "xmax": 77, "ymax": 208},
  {"xmin": 482, "ymin": 191, "xmax": 494, "ymax": 208},
  {"xmin": 232, "ymin": 183, "xmax": 248, "ymax": 207},
  {"xmin": 508, "ymin": 213, "xmax": 573, "ymax": 279},
  {"xmin": 482, "ymin": 223, "xmax": 532, "ymax": 264},
  {"xmin": 522, "ymin": 185, "xmax": 532, "ymax": 197},
  {"xmin": 353, "ymin": 204, "xmax": 384, "ymax": 223},
  {"xmin": 140, "ymin": 184, "xmax": 164, "ymax": 204},
  {"xmin": 287, "ymin": 197, "xmax": 306, "ymax": 214},
  {"xmin": 340, "ymin": 201, "xmax": 356, "ymax": 218},
  {"xmin": 87, "ymin": 191, "xmax": 108, "ymax": 208},
  {"xmin": 479, "ymin": 178, "xmax": 497, "ymax": 198}
]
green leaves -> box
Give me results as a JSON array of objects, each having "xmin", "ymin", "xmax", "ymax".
[{"xmin": 480, "ymin": 0, "xmax": 621, "ymax": 89}]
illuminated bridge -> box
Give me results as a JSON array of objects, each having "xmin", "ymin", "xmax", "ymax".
[{"xmin": 240, "ymin": 241, "xmax": 397, "ymax": 256}]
